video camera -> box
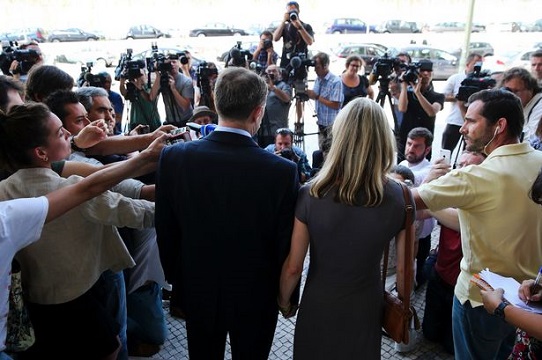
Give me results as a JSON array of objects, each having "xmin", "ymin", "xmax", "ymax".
[
  {"xmin": 226, "ymin": 41, "xmax": 253, "ymax": 68},
  {"xmin": 77, "ymin": 62, "xmax": 102, "ymax": 87},
  {"xmin": 402, "ymin": 63, "xmax": 421, "ymax": 84},
  {"xmin": 371, "ymin": 53, "xmax": 403, "ymax": 81},
  {"xmin": 114, "ymin": 48, "xmax": 147, "ymax": 80},
  {"xmin": 456, "ymin": 62, "xmax": 496, "ymax": 102},
  {"xmin": 288, "ymin": 52, "xmax": 315, "ymax": 101},
  {"xmin": 0, "ymin": 41, "xmax": 41, "ymax": 76}
]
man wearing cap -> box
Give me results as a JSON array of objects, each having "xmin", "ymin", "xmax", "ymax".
[
  {"xmin": 398, "ymin": 59, "xmax": 444, "ymax": 162},
  {"xmin": 187, "ymin": 105, "xmax": 218, "ymax": 139}
]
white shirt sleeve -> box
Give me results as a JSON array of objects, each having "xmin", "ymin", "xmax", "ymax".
[{"xmin": 0, "ymin": 196, "xmax": 48, "ymax": 252}]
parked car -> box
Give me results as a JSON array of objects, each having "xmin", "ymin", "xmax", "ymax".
[
  {"xmin": 430, "ymin": 21, "xmax": 485, "ymax": 33},
  {"xmin": 332, "ymin": 43, "xmax": 389, "ymax": 74},
  {"xmin": 53, "ymin": 48, "xmax": 117, "ymax": 68},
  {"xmin": 0, "ymin": 27, "xmax": 47, "ymax": 43},
  {"xmin": 376, "ymin": 20, "xmax": 421, "ymax": 34},
  {"xmin": 449, "ymin": 41, "xmax": 495, "ymax": 58},
  {"xmin": 188, "ymin": 23, "xmax": 248, "ymax": 37},
  {"xmin": 47, "ymin": 28, "xmax": 101, "ymax": 42},
  {"xmin": 483, "ymin": 48, "xmax": 539, "ymax": 74},
  {"xmin": 398, "ymin": 45, "xmax": 459, "ymax": 80},
  {"xmin": 325, "ymin": 18, "xmax": 377, "ymax": 34},
  {"xmin": 126, "ymin": 25, "xmax": 171, "ymax": 40}
]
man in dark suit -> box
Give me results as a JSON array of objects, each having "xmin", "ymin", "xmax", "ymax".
[{"xmin": 155, "ymin": 67, "xmax": 299, "ymax": 360}]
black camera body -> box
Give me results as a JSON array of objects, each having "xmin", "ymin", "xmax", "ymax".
[
  {"xmin": 402, "ymin": 63, "xmax": 421, "ymax": 84},
  {"xmin": 373, "ymin": 54, "xmax": 403, "ymax": 79},
  {"xmin": 456, "ymin": 63, "xmax": 496, "ymax": 102},
  {"xmin": 227, "ymin": 41, "xmax": 253, "ymax": 68},
  {"xmin": 280, "ymin": 148, "xmax": 295, "ymax": 161},
  {"xmin": 125, "ymin": 59, "xmax": 146, "ymax": 79},
  {"xmin": 0, "ymin": 42, "xmax": 41, "ymax": 76},
  {"xmin": 263, "ymin": 39, "xmax": 273, "ymax": 50}
]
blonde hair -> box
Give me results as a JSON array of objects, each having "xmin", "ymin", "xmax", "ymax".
[{"xmin": 309, "ymin": 98, "xmax": 395, "ymax": 206}]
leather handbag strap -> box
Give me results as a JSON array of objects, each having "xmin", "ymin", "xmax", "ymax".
[{"xmin": 382, "ymin": 182, "xmax": 415, "ymax": 308}]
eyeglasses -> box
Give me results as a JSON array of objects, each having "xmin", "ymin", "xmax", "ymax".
[
  {"xmin": 349, "ymin": 64, "xmax": 361, "ymax": 69},
  {"xmin": 276, "ymin": 128, "xmax": 294, "ymax": 136}
]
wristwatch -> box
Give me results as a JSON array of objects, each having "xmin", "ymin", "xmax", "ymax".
[
  {"xmin": 493, "ymin": 301, "xmax": 509, "ymax": 319},
  {"xmin": 70, "ymin": 136, "xmax": 86, "ymax": 152}
]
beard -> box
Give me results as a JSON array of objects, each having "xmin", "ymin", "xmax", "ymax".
[
  {"xmin": 405, "ymin": 152, "xmax": 426, "ymax": 164},
  {"xmin": 464, "ymin": 129, "xmax": 494, "ymax": 153}
]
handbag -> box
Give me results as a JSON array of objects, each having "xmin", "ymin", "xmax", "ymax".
[
  {"xmin": 381, "ymin": 182, "xmax": 420, "ymax": 344},
  {"xmin": 6, "ymin": 260, "xmax": 35, "ymax": 352}
]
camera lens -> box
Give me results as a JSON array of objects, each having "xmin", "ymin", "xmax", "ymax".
[{"xmin": 289, "ymin": 11, "xmax": 298, "ymax": 21}]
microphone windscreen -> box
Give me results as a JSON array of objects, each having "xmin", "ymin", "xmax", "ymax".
[
  {"xmin": 200, "ymin": 124, "xmax": 217, "ymax": 137},
  {"xmin": 290, "ymin": 56, "xmax": 302, "ymax": 69},
  {"xmin": 186, "ymin": 122, "xmax": 202, "ymax": 131}
]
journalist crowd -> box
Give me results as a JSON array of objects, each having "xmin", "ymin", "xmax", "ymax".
[{"xmin": 2, "ymin": 1, "xmax": 542, "ymax": 359}]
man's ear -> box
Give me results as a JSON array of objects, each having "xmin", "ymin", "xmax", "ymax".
[{"xmin": 424, "ymin": 146, "xmax": 432, "ymax": 157}]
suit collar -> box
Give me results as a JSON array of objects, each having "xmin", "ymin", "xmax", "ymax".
[{"xmin": 205, "ymin": 130, "xmax": 259, "ymax": 147}]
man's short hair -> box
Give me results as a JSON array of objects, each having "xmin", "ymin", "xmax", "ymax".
[
  {"xmin": 75, "ymin": 86, "xmax": 109, "ymax": 112},
  {"xmin": 396, "ymin": 52, "xmax": 412, "ymax": 64},
  {"xmin": 531, "ymin": 49, "xmax": 542, "ymax": 60},
  {"xmin": 390, "ymin": 164, "xmax": 415, "ymax": 184},
  {"xmin": 287, "ymin": 1, "xmax": 300, "ymax": 10},
  {"xmin": 25, "ymin": 65, "xmax": 74, "ymax": 102},
  {"xmin": 500, "ymin": 67, "xmax": 540, "ymax": 93},
  {"xmin": 312, "ymin": 52, "xmax": 330, "ymax": 67},
  {"xmin": 44, "ymin": 89, "xmax": 80, "ymax": 124},
  {"xmin": 275, "ymin": 127, "xmax": 294, "ymax": 140},
  {"xmin": 0, "ymin": 75, "xmax": 24, "ymax": 113},
  {"xmin": 407, "ymin": 127, "xmax": 433, "ymax": 147},
  {"xmin": 468, "ymin": 88, "xmax": 525, "ymax": 138},
  {"xmin": 466, "ymin": 52, "xmax": 482, "ymax": 64},
  {"xmin": 214, "ymin": 67, "xmax": 267, "ymax": 122},
  {"xmin": 260, "ymin": 30, "xmax": 273, "ymax": 38}
]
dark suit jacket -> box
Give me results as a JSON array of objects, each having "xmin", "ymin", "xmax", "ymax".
[{"xmin": 155, "ymin": 130, "xmax": 299, "ymax": 328}]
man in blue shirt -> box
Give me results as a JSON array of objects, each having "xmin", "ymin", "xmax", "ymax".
[{"xmin": 265, "ymin": 127, "xmax": 312, "ymax": 183}]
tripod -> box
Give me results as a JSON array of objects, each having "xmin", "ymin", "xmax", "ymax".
[
  {"xmin": 292, "ymin": 91, "xmax": 318, "ymax": 152},
  {"xmin": 375, "ymin": 77, "xmax": 400, "ymax": 137}
]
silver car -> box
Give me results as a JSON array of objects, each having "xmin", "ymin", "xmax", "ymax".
[{"xmin": 399, "ymin": 46, "xmax": 459, "ymax": 80}]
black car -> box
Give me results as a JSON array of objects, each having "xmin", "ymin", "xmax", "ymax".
[
  {"xmin": 126, "ymin": 25, "xmax": 171, "ymax": 40},
  {"xmin": 47, "ymin": 28, "xmax": 101, "ymax": 42},
  {"xmin": 189, "ymin": 23, "xmax": 248, "ymax": 37}
]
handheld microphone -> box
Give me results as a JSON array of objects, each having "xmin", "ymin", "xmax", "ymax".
[{"xmin": 186, "ymin": 122, "xmax": 217, "ymax": 137}]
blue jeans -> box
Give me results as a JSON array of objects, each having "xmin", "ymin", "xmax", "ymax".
[
  {"xmin": 452, "ymin": 296, "xmax": 515, "ymax": 360},
  {"xmin": 127, "ymin": 282, "xmax": 167, "ymax": 345},
  {"xmin": 99, "ymin": 270, "xmax": 128, "ymax": 360}
]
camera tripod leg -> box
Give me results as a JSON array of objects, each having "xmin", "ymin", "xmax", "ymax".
[{"xmin": 293, "ymin": 98, "xmax": 306, "ymax": 151}]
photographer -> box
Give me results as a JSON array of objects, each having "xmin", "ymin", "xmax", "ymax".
[
  {"xmin": 194, "ymin": 61, "xmax": 218, "ymax": 112},
  {"xmin": 265, "ymin": 127, "xmax": 311, "ymax": 183},
  {"xmin": 7, "ymin": 41, "xmax": 44, "ymax": 83},
  {"xmin": 388, "ymin": 52, "xmax": 412, "ymax": 129},
  {"xmin": 441, "ymin": 53, "xmax": 482, "ymax": 152},
  {"xmin": 273, "ymin": 1, "xmax": 314, "ymax": 69},
  {"xmin": 258, "ymin": 64, "xmax": 292, "ymax": 147},
  {"xmin": 305, "ymin": 52, "xmax": 343, "ymax": 150},
  {"xmin": 120, "ymin": 69, "xmax": 161, "ymax": 132},
  {"xmin": 149, "ymin": 53, "xmax": 194, "ymax": 127},
  {"xmin": 398, "ymin": 60, "xmax": 444, "ymax": 162},
  {"xmin": 251, "ymin": 31, "xmax": 279, "ymax": 72}
]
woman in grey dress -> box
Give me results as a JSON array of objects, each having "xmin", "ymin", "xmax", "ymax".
[{"xmin": 279, "ymin": 97, "xmax": 412, "ymax": 359}]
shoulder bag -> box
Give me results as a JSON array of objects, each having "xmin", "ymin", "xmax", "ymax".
[{"xmin": 381, "ymin": 182, "xmax": 420, "ymax": 344}]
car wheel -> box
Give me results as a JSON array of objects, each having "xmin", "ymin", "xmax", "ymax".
[
  {"xmin": 51, "ymin": 38, "xmax": 60, "ymax": 43},
  {"xmin": 384, "ymin": 31, "xmax": 391, "ymax": 34},
  {"xmin": 87, "ymin": 38, "xmax": 96, "ymax": 41},
  {"xmin": 332, "ymin": 30, "xmax": 342, "ymax": 35},
  {"xmin": 233, "ymin": 32, "xmax": 242, "ymax": 36},
  {"xmin": 126, "ymin": 36, "xmax": 134, "ymax": 40},
  {"xmin": 157, "ymin": 35, "xmax": 163, "ymax": 39},
  {"xmin": 197, "ymin": 33, "xmax": 206, "ymax": 38}
]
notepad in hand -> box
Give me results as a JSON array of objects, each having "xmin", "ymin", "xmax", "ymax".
[{"xmin": 479, "ymin": 269, "xmax": 542, "ymax": 314}]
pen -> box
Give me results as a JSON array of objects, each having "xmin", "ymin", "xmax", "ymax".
[{"xmin": 529, "ymin": 266, "xmax": 542, "ymax": 304}]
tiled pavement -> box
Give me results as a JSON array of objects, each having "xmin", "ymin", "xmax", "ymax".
[{"xmin": 135, "ymin": 226, "xmax": 454, "ymax": 360}]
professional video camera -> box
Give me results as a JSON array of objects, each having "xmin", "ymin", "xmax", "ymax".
[
  {"xmin": 371, "ymin": 54, "xmax": 403, "ymax": 82},
  {"xmin": 226, "ymin": 41, "xmax": 253, "ymax": 68},
  {"xmin": 287, "ymin": 53, "xmax": 315, "ymax": 101},
  {"xmin": 114, "ymin": 48, "xmax": 146, "ymax": 82},
  {"xmin": 77, "ymin": 62, "xmax": 98, "ymax": 87},
  {"xmin": 196, "ymin": 61, "xmax": 218, "ymax": 107},
  {"xmin": 456, "ymin": 62, "xmax": 496, "ymax": 102},
  {"xmin": 0, "ymin": 42, "xmax": 41, "ymax": 76},
  {"xmin": 402, "ymin": 63, "xmax": 422, "ymax": 84}
]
